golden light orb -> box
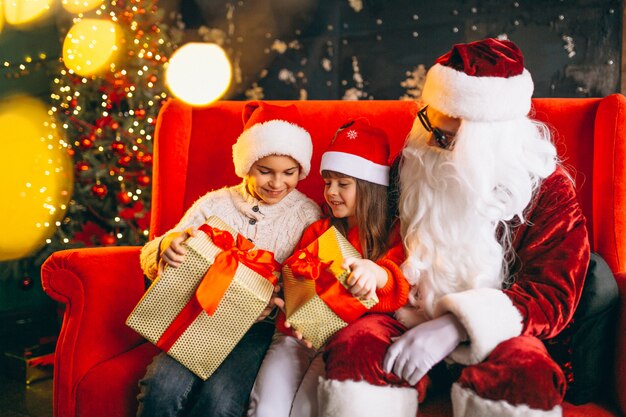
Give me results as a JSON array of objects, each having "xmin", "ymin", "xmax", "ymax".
[
  {"xmin": 166, "ymin": 43, "xmax": 232, "ymax": 106},
  {"xmin": 61, "ymin": 0, "xmax": 104, "ymax": 14},
  {"xmin": 0, "ymin": 96, "xmax": 73, "ymax": 261},
  {"xmin": 62, "ymin": 18, "xmax": 121, "ymax": 77},
  {"xmin": 4, "ymin": 0, "xmax": 53, "ymax": 26}
]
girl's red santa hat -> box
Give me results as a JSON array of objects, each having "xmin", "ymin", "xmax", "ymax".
[
  {"xmin": 320, "ymin": 118, "xmax": 391, "ymax": 186},
  {"xmin": 232, "ymin": 101, "xmax": 313, "ymax": 179},
  {"xmin": 421, "ymin": 38, "xmax": 534, "ymax": 122}
]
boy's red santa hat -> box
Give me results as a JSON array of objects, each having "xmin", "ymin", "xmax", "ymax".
[
  {"xmin": 232, "ymin": 101, "xmax": 313, "ymax": 179},
  {"xmin": 320, "ymin": 118, "xmax": 391, "ymax": 186},
  {"xmin": 421, "ymin": 38, "xmax": 534, "ymax": 122}
]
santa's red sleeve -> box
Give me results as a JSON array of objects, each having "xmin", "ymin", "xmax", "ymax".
[{"xmin": 433, "ymin": 166, "xmax": 590, "ymax": 365}]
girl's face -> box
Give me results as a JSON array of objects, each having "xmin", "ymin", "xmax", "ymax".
[
  {"xmin": 324, "ymin": 175, "xmax": 357, "ymax": 227},
  {"xmin": 246, "ymin": 155, "xmax": 301, "ymax": 204}
]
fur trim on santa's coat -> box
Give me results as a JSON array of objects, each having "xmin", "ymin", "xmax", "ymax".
[
  {"xmin": 317, "ymin": 378, "xmax": 417, "ymax": 417},
  {"xmin": 452, "ymin": 383, "xmax": 562, "ymax": 417},
  {"xmin": 434, "ymin": 288, "xmax": 523, "ymax": 365}
]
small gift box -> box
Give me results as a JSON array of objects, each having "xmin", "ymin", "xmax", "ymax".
[
  {"xmin": 126, "ymin": 216, "xmax": 279, "ymax": 380},
  {"xmin": 282, "ymin": 226, "xmax": 378, "ymax": 349}
]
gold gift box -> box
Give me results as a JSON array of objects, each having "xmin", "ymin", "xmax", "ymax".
[
  {"xmin": 283, "ymin": 226, "xmax": 378, "ymax": 349},
  {"xmin": 126, "ymin": 216, "xmax": 276, "ymax": 380}
]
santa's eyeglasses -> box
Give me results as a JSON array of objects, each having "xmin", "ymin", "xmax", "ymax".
[{"xmin": 417, "ymin": 105, "xmax": 452, "ymax": 149}]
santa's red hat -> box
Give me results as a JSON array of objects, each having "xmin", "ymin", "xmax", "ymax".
[
  {"xmin": 232, "ymin": 101, "xmax": 313, "ymax": 179},
  {"xmin": 421, "ymin": 38, "xmax": 534, "ymax": 122},
  {"xmin": 320, "ymin": 118, "xmax": 390, "ymax": 186}
]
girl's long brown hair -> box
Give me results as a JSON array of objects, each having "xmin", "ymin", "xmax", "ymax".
[{"xmin": 322, "ymin": 170, "xmax": 391, "ymax": 261}]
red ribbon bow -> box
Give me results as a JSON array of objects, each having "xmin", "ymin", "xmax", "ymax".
[
  {"xmin": 195, "ymin": 224, "xmax": 279, "ymax": 316},
  {"xmin": 285, "ymin": 243, "xmax": 332, "ymax": 280}
]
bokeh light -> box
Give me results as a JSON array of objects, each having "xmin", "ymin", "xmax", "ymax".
[
  {"xmin": 4, "ymin": 0, "xmax": 53, "ymax": 26},
  {"xmin": 0, "ymin": 0, "xmax": 4, "ymax": 34},
  {"xmin": 61, "ymin": 0, "xmax": 104, "ymax": 14},
  {"xmin": 0, "ymin": 96, "xmax": 73, "ymax": 261},
  {"xmin": 166, "ymin": 43, "xmax": 232, "ymax": 106},
  {"xmin": 62, "ymin": 18, "xmax": 121, "ymax": 77}
]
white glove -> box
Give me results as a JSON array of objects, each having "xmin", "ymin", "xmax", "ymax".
[{"xmin": 383, "ymin": 313, "xmax": 467, "ymax": 385}]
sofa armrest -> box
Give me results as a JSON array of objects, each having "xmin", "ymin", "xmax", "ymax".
[
  {"xmin": 41, "ymin": 246, "xmax": 147, "ymax": 417},
  {"xmin": 614, "ymin": 271, "xmax": 626, "ymax": 415}
]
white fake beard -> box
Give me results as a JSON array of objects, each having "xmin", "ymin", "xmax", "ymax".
[{"xmin": 399, "ymin": 117, "xmax": 557, "ymax": 317}]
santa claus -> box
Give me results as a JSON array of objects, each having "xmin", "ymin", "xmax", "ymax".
[{"xmin": 318, "ymin": 38, "xmax": 590, "ymax": 417}]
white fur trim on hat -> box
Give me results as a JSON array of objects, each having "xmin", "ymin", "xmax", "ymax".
[
  {"xmin": 452, "ymin": 383, "xmax": 563, "ymax": 417},
  {"xmin": 421, "ymin": 63, "xmax": 534, "ymax": 122},
  {"xmin": 320, "ymin": 151, "xmax": 390, "ymax": 186},
  {"xmin": 317, "ymin": 378, "xmax": 418, "ymax": 417},
  {"xmin": 232, "ymin": 120, "xmax": 312, "ymax": 179},
  {"xmin": 434, "ymin": 288, "xmax": 523, "ymax": 365}
]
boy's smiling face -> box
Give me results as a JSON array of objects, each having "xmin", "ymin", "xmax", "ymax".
[{"xmin": 246, "ymin": 155, "xmax": 301, "ymax": 204}]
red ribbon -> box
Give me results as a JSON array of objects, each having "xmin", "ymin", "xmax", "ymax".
[
  {"xmin": 285, "ymin": 245, "xmax": 369, "ymax": 323},
  {"xmin": 285, "ymin": 241, "xmax": 332, "ymax": 279},
  {"xmin": 156, "ymin": 224, "xmax": 279, "ymax": 352}
]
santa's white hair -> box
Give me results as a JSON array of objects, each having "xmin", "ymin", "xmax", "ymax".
[{"xmin": 399, "ymin": 114, "xmax": 558, "ymax": 318}]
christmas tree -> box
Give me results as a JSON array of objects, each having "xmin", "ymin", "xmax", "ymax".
[{"xmin": 45, "ymin": 0, "xmax": 181, "ymax": 258}]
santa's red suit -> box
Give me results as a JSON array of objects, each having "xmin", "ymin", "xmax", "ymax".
[{"xmin": 317, "ymin": 38, "xmax": 591, "ymax": 417}]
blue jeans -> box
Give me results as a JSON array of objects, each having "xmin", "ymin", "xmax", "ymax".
[{"xmin": 137, "ymin": 321, "xmax": 274, "ymax": 417}]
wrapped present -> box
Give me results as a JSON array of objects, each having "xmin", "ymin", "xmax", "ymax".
[
  {"xmin": 282, "ymin": 226, "xmax": 378, "ymax": 349},
  {"xmin": 126, "ymin": 216, "xmax": 279, "ymax": 380}
]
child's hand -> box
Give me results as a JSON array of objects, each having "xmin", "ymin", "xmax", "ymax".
[
  {"xmin": 275, "ymin": 298, "xmax": 314, "ymax": 350},
  {"xmin": 160, "ymin": 228, "xmax": 197, "ymax": 268},
  {"xmin": 255, "ymin": 284, "xmax": 282, "ymax": 323},
  {"xmin": 342, "ymin": 257, "xmax": 388, "ymax": 300}
]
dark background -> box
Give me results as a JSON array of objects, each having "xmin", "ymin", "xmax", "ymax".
[{"xmin": 177, "ymin": 0, "xmax": 622, "ymax": 100}]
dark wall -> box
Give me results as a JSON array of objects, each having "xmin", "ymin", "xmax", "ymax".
[{"xmin": 180, "ymin": 0, "xmax": 622, "ymax": 100}]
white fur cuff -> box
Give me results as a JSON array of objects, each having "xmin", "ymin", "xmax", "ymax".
[
  {"xmin": 434, "ymin": 288, "xmax": 523, "ymax": 365},
  {"xmin": 317, "ymin": 378, "xmax": 418, "ymax": 417},
  {"xmin": 452, "ymin": 383, "xmax": 562, "ymax": 417}
]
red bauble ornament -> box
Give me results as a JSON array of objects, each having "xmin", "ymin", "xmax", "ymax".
[
  {"xmin": 92, "ymin": 184, "xmax": 108, "ymax": 198},
  {"xmin": 101, "ymin": 234, "xmax": 117, "ymax": 246},
  {"xmin": 139, "ymin": 153, "xmax": 153, "ymax": 165},
  {"xmin": 95, "ymin": 117, "xmax": 110, "ymax": 128},
  {"xmin": 76, "ymin": 161, "xmax": 90, "ymax": 171},
  {"xmin": 111, "ymin": 142, "xmax": 125, "ymax": 154},
  {"xmin": 117, "ymin": 191, "xmax": 132, "ymax": 205},
  {"xmin": 137, "ymin": 175, "xmax": 151, "ymax": 186},
  {"xmin": 118, "ymin": 155, "xmax": 132, "ymax": 166},
  {"xmin": 70, "ymin": 98, "xmax": 78, "ymax": 108},
  {"xmin": 80, "ymin": 137, "xmax": 93, "ymax": 149},
  {"xmin": 20, "ymin": 275, "xmax": 33, "ymax": 289}
]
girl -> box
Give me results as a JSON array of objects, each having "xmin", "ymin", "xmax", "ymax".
[
  {"xmin": 248, "ymin": 118, "xmax": 410, "ymax": 417},
  {"xmin": 137, "ymin": 101, "xmax": 321, "ymax": 417}
]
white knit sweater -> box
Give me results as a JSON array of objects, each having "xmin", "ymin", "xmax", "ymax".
[{"xmin": 140, "ymin": 182, "xmax": 322, "ymax": 280}]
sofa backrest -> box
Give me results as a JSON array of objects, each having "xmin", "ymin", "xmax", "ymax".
[{"xmin": 152, "ymin": 96, "xmax": 626, "ymax": 274}]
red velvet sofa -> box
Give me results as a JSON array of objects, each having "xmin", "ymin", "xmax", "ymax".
[{"xmin": 41, "ymin": 97, "xmax": 626, "ymax": 417}]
